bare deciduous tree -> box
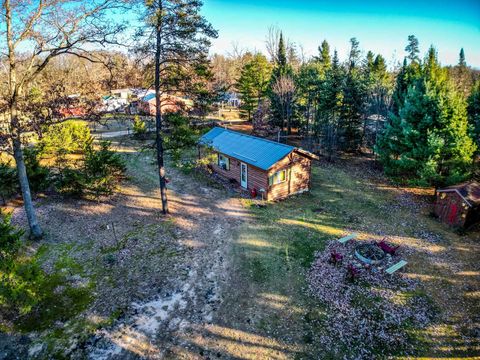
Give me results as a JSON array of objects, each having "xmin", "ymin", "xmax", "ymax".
[
  {"xmin": 272, "ymin": 75, "xmax": 296, "ymax": 135},
  {"xmin": 265, "ymin": 25, "xmax": 281, "ymax": 63},
  {"xmin": 0, "ymin": 0, "xmax": 126, "ymax": 238}
]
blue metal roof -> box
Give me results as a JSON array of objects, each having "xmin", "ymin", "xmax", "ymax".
[
  {"xmin": 200, "ymin": 127, "xmax": 295, "ymax": 170},
  {"xmin": 141, "ymin": 93, "xmax": 156, "ymax": 102}
]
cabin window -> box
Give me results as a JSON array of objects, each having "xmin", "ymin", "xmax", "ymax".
[
  {"xmin": 269, "ymin": 170, "xmax": 287, "ymax": 186},
  {"xmin": 218, "ymin": 154, "xmax": 230, "ymax": 170}
]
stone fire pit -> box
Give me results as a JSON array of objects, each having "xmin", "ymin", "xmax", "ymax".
[{"xmin": 355, "ymin": 243, "xmax": 386, "ymax": 265}]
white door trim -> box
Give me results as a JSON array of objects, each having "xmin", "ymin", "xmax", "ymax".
[{"xmin": 240, "ymin": 162, "xmax": 248, "ymax": 188}]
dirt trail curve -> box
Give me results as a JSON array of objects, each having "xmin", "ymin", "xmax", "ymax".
[{"xmin": 87, "ymin": 168, "xmax": 249, "ymax": 359}]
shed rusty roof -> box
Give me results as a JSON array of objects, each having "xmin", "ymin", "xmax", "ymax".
[
  {"xmin": 438, "ymin": 181, "xmax": 480, "ymax": 207},
  {"xmin": 199, "ymin": 127, "xmax": 315, "ymax": 170}
]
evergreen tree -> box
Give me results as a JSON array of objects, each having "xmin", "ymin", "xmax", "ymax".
[
  {"xmin": 363, "ymin": 53, "xmax": 392, "ymax": 149},
  {"xmin": 392, "ymin": 36, "xmax": 423, "ymax": 116},
  {"xmin": 453, "ymin": 47, "xmax": 472, "ymax": 96},
  {"xmin": 339, "ymin": 38, "xmax": 366, "ymax": 151},
  {"xmin": 316, "ymin": 50, "xmax": 344, "ymax": 159},
  {"xmin": 377, "ymin": 46, "xmax": 476, "ymax": 187},
  {"xmin": 296, "ymin": 61, "xmax": 323, "ymax": 135},
  {"xmin": 317, "ymin": 40, "xmax": 331, "ymax": 67},
  {"xmin": 392, "ymin": 58, "xmax": 409, "ymax": 115},
  {"xmin": 277, "ymin": 32, "xmax": 288, "ymax": 69},
  {"xmin": 348, "ymin": 37, "xmax": 361, "ymax": 68},
  {"xmin": 467, "ymin": 80, "xmax": 480, "ymax": 148},
  {"xmin": 405, "ymin": 35, "xmax": 420, "ymax": 63},
  {"xmin": 136, "ymin": 0, "xmax": 217, "ymax": 214},
  {"xmin": 287, "ymin": 43, "xmax": 302, "ymax": 71},
  {"xmin": 237, "ymin": 53, "xmax": 272, "ymax": 120},
  {"xmin": 459, "ymin": 48, "xmax": 466, "ymax": 67},
  {"xmin": 365, "ymin": 51, "xmax": 375, "ymax": 74}
]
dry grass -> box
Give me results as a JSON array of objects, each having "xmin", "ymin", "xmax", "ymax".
[
  {"xmin": 217, "ymin": 156, "xmax": 480, "ymax": 359},
  {"xmin": 3, "ymin": 138, "xmax": 479, "ymax": 359}
]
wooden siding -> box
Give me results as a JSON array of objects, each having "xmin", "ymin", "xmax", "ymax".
[
  {"xmin": 201, "ymin": 147, "xmax": 313, "ymax": 201},
  {"xmin": 266, "ymin": 152, "xmax": 312, "ymax": 201},
  {"xmin": 207, "ymin": 151, "xmax": 269, "ymax": 192}
]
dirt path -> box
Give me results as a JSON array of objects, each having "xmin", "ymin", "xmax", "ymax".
[{"xmin": 86, "ymin": 148, "xmax": 249, "ymax": 359}]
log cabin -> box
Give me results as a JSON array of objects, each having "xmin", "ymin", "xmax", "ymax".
[
  {"xmin": 434, "ymin": 181, "xmax": 480, "ymax": 228},
  {"xmin": 199, "ymin": 127, "xmax": 318, "ymax": 201}
]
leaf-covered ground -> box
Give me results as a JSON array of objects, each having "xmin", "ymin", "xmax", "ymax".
[{"xmin": 1, "ymin": 139, "xmax": 479, "ymax": 359}]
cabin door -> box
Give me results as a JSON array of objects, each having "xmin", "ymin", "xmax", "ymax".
[{"xmin": 240, "ymin": 162, "xmax": 248, "ymax": 188}]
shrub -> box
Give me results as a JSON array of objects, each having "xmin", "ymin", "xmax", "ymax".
[
  {"xmin": 53, "ymin": 139, "xmax": 126, "ymax": 199},
  {"xmin": 83, "ymin": 140, "xmax": 126, "ymax": 198},
  {"xmin": 0, "ymin": 161, "xmax": 18, "ymax": 204},
  {"xmin": 0, "ymin": 210, "xmax": 23, "ymax": 263},
  {"xmin": 164, "ymin": 113, "xmax": 198, "ymax": 156},
  {"xmin": 0, "ymin": 213, "xmax": 92, "ymax": 332},
  {"xmin": 55, "ymin": 167, "xmax": 85, "ymax": 198},
  {"xmin": 39, "ymin": 120, "xmax": 91, "ymax": 156},
  {"xmin": 132, "ymin": 115, "xmax": 147, "ymax": 139},
  {"xmin": 23, "ymin": 147, "xmax": 51, "ymax": 193}
]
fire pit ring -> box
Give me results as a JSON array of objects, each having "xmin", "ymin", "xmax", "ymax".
[{"xmin": 355, "ymin": 243, "xmax": 385, "ymax": 265}]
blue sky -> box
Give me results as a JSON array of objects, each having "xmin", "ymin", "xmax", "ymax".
[{"xmin": 201, "ymin": 0, "xmax": 480, "ymax": 68}]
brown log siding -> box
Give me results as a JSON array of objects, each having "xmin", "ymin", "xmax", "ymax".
[
  {"xmin": 201, "ymin": 148, "xmax": 312, "ymax": 201},
  {"xmin": 266, "ymin": 152, "xmax": 312, "ymax": 201},
  {"xmin": 207, "ymin": 151, "xmax": 268, "ymax": 191}
]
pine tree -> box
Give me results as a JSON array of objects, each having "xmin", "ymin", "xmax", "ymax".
[
  {"xmin": 316, "ymin": 50, "xmax": 344, "ymax": 159},
  {"xmin": 392, "ymin": 36, "xmax": 423, "ymax": 116},
  {"xmin": 459, "ymin": 48, "xmax": 466, "ymax": 67},
  {"xmin": 362, "ymin": 53, "xmax": 392, "ymax": 149},
  {"xmin": 377, "ymin": 46, "xmax": 476, "ymax": 187},
  {"xmin": 392, "ymin": 58, "xmax": 409, "ymax": 115},
  {"xmin": 136, "ymin": 0, "xmax": 217, "ymax": 214},
  {"xmin": 339, "ymin": 38, "xmax": 366, "ymax": 151},
  {"xmin": 405, "ymin": 35, "xmax": 420, "ymax": 63},
  {"xmin": 454, "ymin": 47, "xmax": 472, "ymax": 96},
  {"xmin": 237, "ymin": 53, "xmax": 272, "ymax": 120},
  {"xmin": 296, "ymin": 61, "xmax": 323, "ymax": 136},
  {"xmin": 467, "ymin": 80, "xmax": 480, "ymax": 148},
  {"xmin": 348, "ymin": 37, "xmax": 361, "ymax": 68},
  {"xmin": 317, "ymin": 40, "xmax": 331, "ymax": 68},
  {"xmin": 277, "ymin": 32, "xmax": 287, "ymax": 69}
]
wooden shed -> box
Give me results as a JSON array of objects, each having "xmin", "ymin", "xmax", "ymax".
[
  {"xmin": 199, "ymin": 127, "xmax": 318, "ymax": 201},
  {"xmin": 434, "ymin": 181, "xmax": 480, "ymax": 228}
]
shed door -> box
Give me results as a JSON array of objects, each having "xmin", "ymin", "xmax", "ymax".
[
  {"xmin": 240, "ymin": 163, "xmax": 248, "ymax": 188},
  {"xmin": 448, "ymin": 203, "xmax": 458, "ymax": 224}
]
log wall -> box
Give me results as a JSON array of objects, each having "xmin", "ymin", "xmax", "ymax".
[{"xmin": 201, "ymin": 148, "xmax": 313, "ymax": 201}]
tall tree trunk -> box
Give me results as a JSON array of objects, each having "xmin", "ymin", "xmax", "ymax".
[
  {"xmin": 6, "ymin": 0, "xmax": 42, "ymax": 238},
  {"xmin": 11, "ymin": 128, "xmax": 43, "ymax": 238},
  {"xmin": 155, "ymin": 15, "xmax": 168, "ymax": 214},
  {"xmin": 305, "ymin": 96, "xmax": 311, "ymax": 137}
]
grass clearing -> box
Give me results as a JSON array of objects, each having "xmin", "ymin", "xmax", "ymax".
[{"xmin": 220, "ymin": 158, "xmax": 480, "ymax": 358}]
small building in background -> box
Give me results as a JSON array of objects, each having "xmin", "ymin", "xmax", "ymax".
[
  {"xmin": 199, "ymin": 127, "xmax": 318, "ymax": 201},
  {"xmin": 111, "ymin": 88, "xmax": 131, "ymax": 100},
  {"xmin": 434, "ymin": 181, "xmax": 480, "ymax": 228},
  {"xmin": 225, "ymin": 92, "xmax": 241, "ymax": 107},
  {"xmin": 58, "ymin": 94, "xmax": 87, "ymax": 118},
  {"xmin": 102, "ymin": 95, "xmax": 128, "ymax": 113},
  {"xmin": 137, "ymin": 93, "xmax": 193, "ymax": 116}
]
